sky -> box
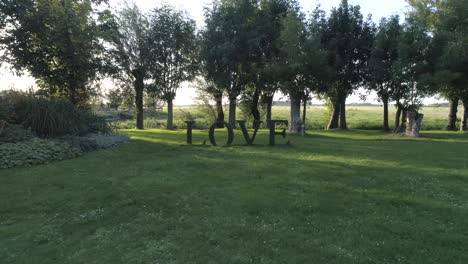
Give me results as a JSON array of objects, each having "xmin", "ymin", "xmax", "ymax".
[{"xmin": 0, "ymin": 0, "xmax": 436, "ymax": 106}]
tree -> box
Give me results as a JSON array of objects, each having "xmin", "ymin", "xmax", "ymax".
[
  {"xmin": 391, "ymin": 16, "xmax": 432, "ymax": 137},
  {"xmin": 408, "ymin": 0, "xmax": 468, "ymax": 131},
  {"xmin": 321, "ymin": 0, "xmax": 375, "ymax": 129},
  {"xmin": 255, "ymin": 0, "xmax": 298, "ymax": 127},
  {"xmin": 147, "ymin": 5, "xmax": 198, "ymax": 130},
  {"xmin": 107, "ymin": 3, "xmax": 151, "ymax": 129},
  {"xmin": 200, "ymin": 0, "xmax": 259, "ymax": 128},
  {"xmin": 278, "ymin": 10, "xmax": 307, "ymax": 133},
  {"xmin": 277, "ymin": 8, "xmax": 329, "ymax": 133},
  {"xmin": 368, "ymin": 16, "xmax": 402, "ymax": 131},
  {"xmin": 0, "ymin": 0, "xmax": 109, "ymax": 108},
  {"xmin": 107, "ymin": 88, "xmax": 124, "ymax": 110}
]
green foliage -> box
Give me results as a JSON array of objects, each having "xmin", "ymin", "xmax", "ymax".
[
  {"xmin": 106, "ymin": 88, "xmax": 124, "ymax": 110},
  {"xmin": 200, "ymin": 0, "xmax": 259, "ymax": 102},
  {"xmin": 0, "ymin": 0, "xmax": 111, "ymax": 107},
  {"xmin": 321, "ymin": 0, "xmax": 376, "ymax": 100},
  {"xmin": 392, "ymin": 17, "xmax": 432, "ymax": 109},
  {"xmin": 59, "ymin": 135, "xmax": 99, "ymax": 152},
  {"xmin": 147, "ymin": 4, "xmax": 197, "ymax": 102},
  {"xmin": 368, "ymin": 16, "xmax": 402, "ymax": 101},
  {"xmin": 0, "ymin": 138, "xmax": 82, "ymax": 169},
  {"xmin": 86, "ymin": 133, "xmax": 130, "ymax": 149},
  {"xmin": 15, "ymin": 97, "xmax": 110, "ymax": 137},
  {"xmin": 0, "ymin": 92, "xmax": 110, "ymax": 138},
  {"xmin": 0, "ymin": 123, "xmax": 36, "ymax": 144}
]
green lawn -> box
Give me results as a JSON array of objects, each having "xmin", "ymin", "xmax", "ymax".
[{"xmin": 1, "ymin": 129, "xmax": 468, "ymax": 263}]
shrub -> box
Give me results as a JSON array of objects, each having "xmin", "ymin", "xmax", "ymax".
[
  {"xmin": 59, "ymin": 133, "xmax": 129, "ymax": 152},
  {"xmin": 0, "ymin": 123, "xmax": 36, "ymax": 143},
  {"xmin": 87, "ymin": 133, "xmax": 130, "ymax": 149},
  {"xmin": 0, "ymin": 138, "xmax": 82, "ymax": 169},
  {"xmin": 7, "ymin": 95, "xmax": 110, "ymax": 137},
  {"xmin": 59, "ymin": 136, "xmax": 99, "ymax": 152}
]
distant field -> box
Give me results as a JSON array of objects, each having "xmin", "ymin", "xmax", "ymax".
[{"xmin": 117, "ymin": 105, "xmax": 455, "ymax": 130}]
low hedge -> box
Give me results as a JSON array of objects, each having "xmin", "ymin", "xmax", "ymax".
[{"xmin": 0, "ymin": 138, "xmax": 82, "ymax": 169}]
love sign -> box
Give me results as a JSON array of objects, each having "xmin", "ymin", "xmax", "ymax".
[{"xmin": 185, "ymin": 120, "xmax": 289, "ymax": 146}]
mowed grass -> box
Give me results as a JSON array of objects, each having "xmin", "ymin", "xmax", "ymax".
[{"xmin": 1, "ymin": 129, "xmax": 468, "ymax": 263}]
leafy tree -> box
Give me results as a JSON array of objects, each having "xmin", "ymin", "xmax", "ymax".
[
  {"xmin": 368, "ymin": 16, "xmax": 402, "ymax": 131},
  {"xmin": 106, "ymin": 88, "xmax": 124, "ymax": 110},
  {"xmin": 278, "ymin": 10, "xmax": 306, "ymax": 133},
  {"xmin": 391, "ymin": 17, "xmax": 432, "ymax": 136},
  {"xmin": 276, "ymin": 7, "xmax": 329, "ymax": 133},
  {"xmin": 254, "ymin": 0, "xmax": 298, "ymax": 127},
  {"xmin": 146, "ymin": 5, "xmax": 197, "ymax": 130},
  {"xmin": 200, "ymin": 0, "xmax": 259, "ymax": 128},
  {"xmin": 321, "ymin": 0, "xmax": 375, "ymax": 129},
  {"xmin": 0, "ymin": 0, "xmax": 110, "ymax": 108},
  {"xmin": 107, "ymin": 3, "xmax": 151, "ymax": 129},
  {"xmin": 408, "ymin": 0, "xmax": 468, "ymax": 131}
]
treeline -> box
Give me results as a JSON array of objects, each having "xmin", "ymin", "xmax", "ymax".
[{"xmin": 1, "ymin": 0, "xmax": 467, "ymax": 134}]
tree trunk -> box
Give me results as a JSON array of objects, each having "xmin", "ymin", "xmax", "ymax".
[
  {"xmin": 396, "ymin": 108, "xmax": 408, "ymax": 134},
  {"xmin": 339, "ymin": 97, "xmax": 347, "ymax": 129},
  {"xmin": 461, "ymin": 99, "xmax": 468, "ymax": 131},
  {"xmin": 167, "ymin": 99, "xmax": 174, "ymax": 130},
  {"xmin": 251, "ymin": 88, "xmax": 261, "ymax": 129},
  {"xmin": 265, "ymin": 95, "xmax": 274, "ymax": 128},
  {"xmin": 214, "ymin": 93, "xmax": 224, "ymax": 128},
  {"xmin": 302, "ymin": 97, "xmax": 307, "ymax": 133},
  {"xmin": 446, "ymin": 97, "xmax": 459, "ymax": 131},
  {"xmin": 133, "ymin": 70, "xmax": 145, "ymax": 130},
  {"xmin": 289, "ymin": 95, "xmax": 302, "ymax": 133},
  {"xmin": 406, "ymin": 109, "xmax": 424, "ymax": 138},
  {"xmin": 394, "ymin": 103, "xmax": 402, "ymax": 133},
  {"xmin": 327, "ymin": 100, "xmax": 340, "ymax": 130},
  {"xmin": 228, "ymin": 97, "xmax": 237, "ymax": 129},
  {"xmin": 383, "ymin": 97, "xmax": 390, "ymax": 131}
]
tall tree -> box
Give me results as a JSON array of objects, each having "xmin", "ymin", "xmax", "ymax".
[
  {"xmin": 321, "ymin": 0, "xmax": 375, "ymax": 129},
  {"xmin": 255, "ymin": 0, "xmax": 298, "ymax": 127},
  {"xmin": 391, "ymin": 16, "xmax": 432, "ymax": 136},
  {"xmin": 368, "ymin": 16, "xmax": 402, "ymax": 131},
  {"xmin": 147, "ymin": 5, "xmax": 198, "ymax": 130},
  {"xmin": 0, "ymin": 0, "xmax": 109, "ymax": 108},
  {"xmin": 278, "ymin": 10, "xmax": 307, "ymax": 133},
  {"xmin": 200, "ymin": 0, "xmax": 259, "ymax": 128},
  {"xmin": 107, "ymin": 4, "xmax": 151, "ymax": 129},
  {"xmin": 278, "ymin": 7, "xmax": 329, "ymax": 133},
  {"xmin": 408, "ymin": 0, "xmax": 468, "ymax": 131}
]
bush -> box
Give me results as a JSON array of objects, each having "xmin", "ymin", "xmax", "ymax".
[
  {"xmin": 85, "ymin": 133, "xmax": 130, "ymax": 149},
  {"xmin": 0, "ymin": 123, "xmax": 36, "ymax": 143},
  {"xmin": 3, "ymin": 94, "xmax": 110, "ymax": 137},
  {"xmin": 59, "ymin": 133, "xmax": 129, "ymax": 152},
  {"xmin": 0, "ymin": 138, "xmax": 82, "ymax": 169},
  {"xmin": 59, "ymin": 135, "xmax": 99, "ymax": 152}
]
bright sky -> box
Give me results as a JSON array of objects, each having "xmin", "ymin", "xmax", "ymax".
[{"xmin": 2, "ymin": 0, "xmax": 440, "ymax": 106}]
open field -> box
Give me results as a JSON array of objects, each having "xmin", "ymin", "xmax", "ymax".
[
  {"xmin": 116, "ymin": 105, "xmax": 456, "ymax": 130},
  {"xmin": 1, "ymin": 129, "xmax": 468, "ymax": 263}
]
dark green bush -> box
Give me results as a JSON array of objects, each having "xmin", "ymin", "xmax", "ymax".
[
  {"xmin": 87, "ymin": 133, "xmax": 130, "ymax": 149},
  {"xmin": 1, "ymin": 93, "xmax": 110, "ymax": 137},
  {"xmin": 59, "ymin": 133, "xmax": 129, "ymax": 152},
  {"xmin": 0, "ymin": 123, "xmax": 36, "ymax": 143},
  {"xmin": 59, "ymin": 136, "xmax": 99, "ymax": 152},
  {"xmin": 0, "ymin": 138, "xmax": 82, "ymax": 169}
]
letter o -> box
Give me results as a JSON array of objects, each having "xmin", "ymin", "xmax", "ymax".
[{"xmin": 209, "ymin": 122, "xmax": 234, "ymax": 146}]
